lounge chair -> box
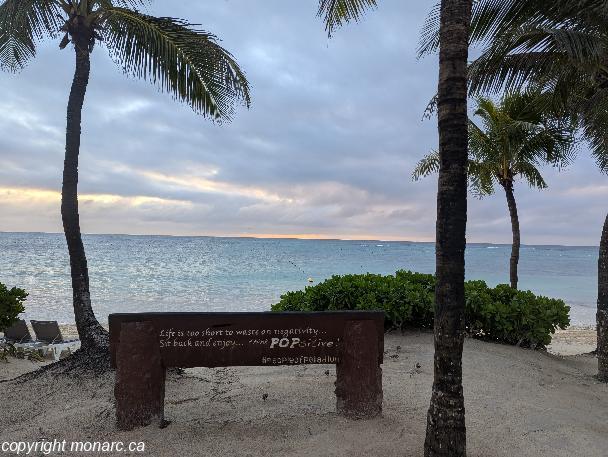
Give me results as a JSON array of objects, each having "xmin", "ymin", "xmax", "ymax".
[
  {"xmin": 30, "ymin": 320, "xmax": 80, "ymax": 360},
  {"xmin": 4, "ymin": 319, "xmax": 33, "ymax": 343},
  {"xmin": 2, "ymin": 320, "xmax": 44, "ymax": 353}
]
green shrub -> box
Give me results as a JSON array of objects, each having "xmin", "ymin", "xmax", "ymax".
[
  {"xmin": 0, "ymin": 282, "xmax": 27, "ymax": 332},
  {"xmin": 272, "ymin": 270, "xmax": 570, "ymax": 348}
]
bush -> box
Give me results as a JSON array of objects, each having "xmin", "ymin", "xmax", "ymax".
[
  {"xmin": 0, "ymin": 282, "xmax": 27, "ymax": 332},
  {"xmin": 272, "ymin": 270, "xmax": 570, "ymax": 348}
]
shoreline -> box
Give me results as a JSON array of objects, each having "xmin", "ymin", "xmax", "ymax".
[
  {"xmin": 6, "ymin": 323, "xmax": 597, "ymax": 357},
  {"xmin": 43, "ymin": 323, "xmax": 605, "ymax": 356},
  {"xmin": 547, "ymin": 325, "xmax": 597, "ymax": 356},
  {"xmin": 48, "ymin": 323, "xmax": 605, "ymax": 356}
]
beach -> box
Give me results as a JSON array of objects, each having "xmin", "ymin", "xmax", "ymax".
[
  {"xmin": 547, "ymin": 326, "xmax": 597, "ymax": 356},
  {"xmin": 0, "ymin": 0, "xmax": 605, "ymax": 455},
  {"xmin": 1, "ymin": 329, "xmax": 605, "ymax": 457}
]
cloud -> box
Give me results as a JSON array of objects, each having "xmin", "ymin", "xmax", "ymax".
[{"xmin": 0, "ymin": 0, "xmax": 606, "ymax": 245}]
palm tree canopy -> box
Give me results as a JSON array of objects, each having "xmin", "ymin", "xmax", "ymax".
[
  {"xmin": 413, "ymin": 91, "xmax": 577, "ymax": 197},
  {"xmin": 420, "ymin": 0, "xmax": 608, "ymax": 175},
  {"xmin": 0, "ymin": 0, "xmax": 250, "ymax": 121},
  {"xmin": 317, "ymin": 0, "xmax": 377, "ymax": 37}
]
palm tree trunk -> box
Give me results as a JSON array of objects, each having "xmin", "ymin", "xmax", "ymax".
[
  {"xmin": 424, "ymin": 0, "xmax": 471, "ymax": 456},
  {"xmin": 597, "ymin": 212, "xmax": 608, "ymax": 381},
  {"xmin": 62, "ymin": 29, "xmax": 108, "ymax": 350},
  {"xmin": 503, "ymin": 181, "xmax": 520, "ymax": 289}
]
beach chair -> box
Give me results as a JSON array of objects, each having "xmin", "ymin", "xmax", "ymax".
[
  {"xmin": 4, "ymin": 319, "xmax": 34, "ymax": 343},
  {"xmin": 30, "ymin": 320, "xmax": 80, "ymax": 360},
  {"xmin": 2, "ymin": 320, "xmax": 44, "ymax": 354}
]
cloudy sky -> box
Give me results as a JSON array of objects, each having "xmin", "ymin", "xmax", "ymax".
[{"xmin": 0, "ymin": 1, "xmax": 606, "ymax": 245}]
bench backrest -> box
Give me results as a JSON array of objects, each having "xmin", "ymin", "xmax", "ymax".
[{"xmin": 109, "ymin": 311, "xmax": 384, "ymax": 369}]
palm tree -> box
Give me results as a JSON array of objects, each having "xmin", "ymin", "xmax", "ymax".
[
  {"xmin": 317, "ymin": 1, "xmax": 471, "ymax": 455},
  {"xmin": 420, "ymin": 0, "xmax": 608, "ymax": 381},
  {"xmin": 414, "ymin": 92, "xmax": 576, "ymax": 289},
  {"xmin": 0, "ymin": 0, "xmax": 250, "ymax": 352},
  {"xmin": 600, "ymin": 215, "xmax": 608, "ymax": 379}
]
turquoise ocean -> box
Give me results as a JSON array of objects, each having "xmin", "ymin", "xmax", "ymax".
[{"xmin": 0, "ymin": 232, "xmax": 599, "ymax": 325}]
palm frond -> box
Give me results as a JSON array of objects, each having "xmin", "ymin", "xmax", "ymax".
[
  {"xmin": 317, "ymin": 0, "xmax": 377, "ymax": 38},
  {"xmin": 413, "ymin": 142, "xmax": 497, "ymax": 198},
  {"xmin": 417, "ymin": 2, "xmax": 440, "ymax": 57},
  {"xmin": 412, "ymin": 150, "xmax": 440, "ymax": 180},
  {"xmin": 420, "ymin": 0, "xmax": 608, "ymax": 56},
  {"xmin": 418, "ymin": 0, "xmax": 546, "ymax": 57},
  {"xmin": 465, "ymin": 0, "xmax": 608, "ymax": 118},
  {"xmin": 592, "ymin": 146, "xmax": 608, "ymax": 175},
  {"xmin": 525, "ymin": 123, "xmax": 576, "ymax": 168},
  {"xmin": 101, "ymin": 7, "xmax": 250, "ymax": 121},
  {"xmin": 468, "ymin": 117, "xmax": 493, "ymax": 160},
  {"xmin": 580, "ymin": 97, "xmax": 608, "ymax": 174},
  {"xmin": 0, "ymin": 0, "xmax": 62, "ymax": 71},
  {"xmin": 515, "ymin": 161, "xmax": 548, "ymax": 189},
  {"xmin": 468, "ymin": 158, "xmax": 496, "ymax": 197},
  {"xmin": 421, "ymin": 94, "xmax": 438, "ymax": 120},
  {"xmin": 100, "ymin": 0, "xmax": 149, "ymax": 7},
  {"xmin": 469, "ymin": 50, "xmax": 582, "ymax": 96}
]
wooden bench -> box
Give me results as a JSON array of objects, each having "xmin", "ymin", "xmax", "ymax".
[{"xmin": 109, "ymin": 311, "xmax": 384, "ymax": 430}]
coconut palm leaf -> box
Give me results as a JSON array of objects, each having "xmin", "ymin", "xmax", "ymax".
[
  {"xmin": 468, "ymin": 117, "xmax": 504, "ymax": 196},
  {"xmin": 514, "ymin": 161, "xmax": 547, "ymax": 188},
  {"xmin": 468, "ymin": 25, "xmax": 606, "ymax": 95},
  {"xmin": 418, "ymin": 2, "xmax": 441, "ymax": 57},
  {"xmin": 467, "ymin": 160, "xmax": 495, "ymax": 198},
  {"xmin": 581, "ymin": 98, "xmax": 608, "ymax": 174},
  {"xmin": 0, "ymin": 0, "xmax": 62, "ymax": 70},
  {"xmin": 317, "ymin": 0, "xmax": 377, "ymax": 37},
  {"xmin": 420, "ymin": 0, "xmax": 608, "ymax": 57},
  {"xmin": 101, "ymin": 7, "xmax": 250, "ymax": 121},
  {"xmin": 419, "ymin": 0, "xmax": 536, "ymax": 57},
  {"xmin": 412, "ymin": 145, "xmax": 496, "ymax": 198},
  {"xmin": 100, "ymin": 0, "xmax": 148, "ymax": 7},
  {"xmin": 412, "ymin": 150, "xmax": 440, "ymax": 181}
]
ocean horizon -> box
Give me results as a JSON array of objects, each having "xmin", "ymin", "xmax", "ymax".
[
  {"xmin": 0, "ymin": 231, "xmax": 599, "ymax": 325},
  {"xmin": 2, "ymin": 230, "xmax": 600, "ymax": 246}
]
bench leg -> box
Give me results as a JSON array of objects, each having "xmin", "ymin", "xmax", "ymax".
[
  {"xmin": 336, "ymin": 320, "xmax": 382, "ymax": 419},
  {"xmin": 115, "ymin": 321, "xmax": 165, "ymax": 430}
]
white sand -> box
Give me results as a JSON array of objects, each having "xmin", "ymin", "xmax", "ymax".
[
  {"xmin": 0, "ymin": 357, "xmax": 49, "ymax": 381},
  {"xmin": 1, "ymin": 330, "xmax": 607, "ymax": 457},
  {"xmin": 547, "ymin": 326, "xmax": 596, "ymax": 356}
]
